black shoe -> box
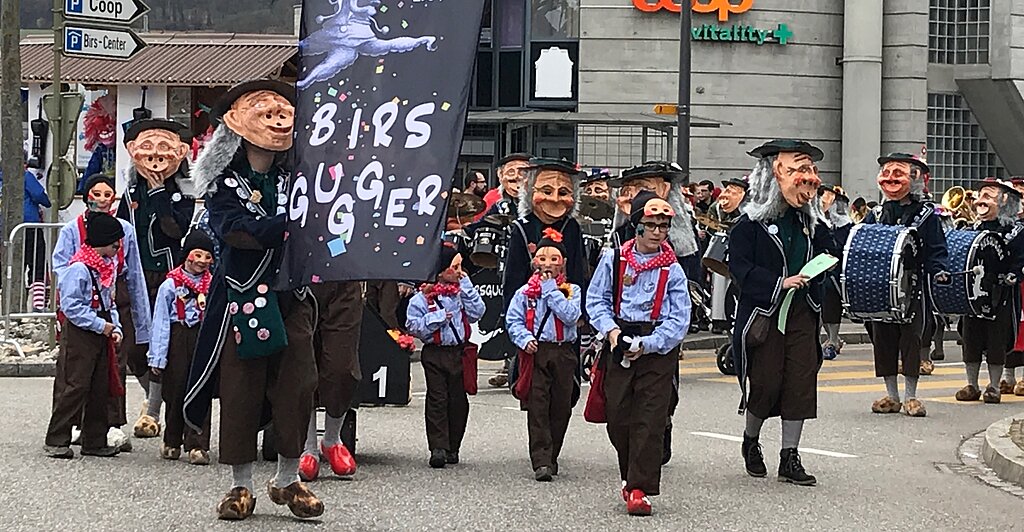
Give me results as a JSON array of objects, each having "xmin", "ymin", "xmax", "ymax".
[
  {"xmin": 711, "ymin": 320, "xmax": 729, "ymax": 335},
  {"xmin": 43, "ymin": 445, "xmax": 73, "ymax": 459},
  {"xmin": 778, "ymin": 448, "xmax": 816, "ymax": 486},
  {"xmin": 80, "ymin": 446, "xmax": 120, "ymax": 457},
  {"xmin": 930, "ymin": 348, "xmax": 945, "ymax": 361},
  {"xmin": 742, "ymin": 434, "xmax": 767, "ymax": 478},
  {"xmin": 552, "ymin": 461, "xmax": 559, "ymax": 476},
  {"xmin": 534, "ymin": 466, "xmax": 553, "ymax": 482},
  {"xmin": 661, "ymin": 423, "xmax": 672, "ymax": 465},
  {"xmin": 429, "ymin": 449, "xmax": 446, "ymax": 468},
  {"xmin": 445, "ymin": 451, "xmax": 459, "ymax": 464}
]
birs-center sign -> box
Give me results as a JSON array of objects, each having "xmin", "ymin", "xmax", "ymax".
[{"xmin": 633, "ymin": 0, "xmax": 793, "ymax": 46}]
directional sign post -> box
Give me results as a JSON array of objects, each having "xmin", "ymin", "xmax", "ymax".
[
  {"xmin": 64, "ymin": 0, "xmax": 149, "ymax": 24},
  {"xmin": 63, "ymin": 24, "xmax": 146, "ymax": 60}
]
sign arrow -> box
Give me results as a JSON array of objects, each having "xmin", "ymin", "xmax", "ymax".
[
  {"xmin": 62, "ymin": 24, "xmax": 146, "ymax": 61},
  {"xmin": 64, "ymin": 0, "xmax": 149, "ymax": 24}
]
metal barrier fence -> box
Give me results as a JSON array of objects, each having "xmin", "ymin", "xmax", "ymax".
[{"xmin": 2, "ymin": 222, "xmax": 63, "ymax": 357}]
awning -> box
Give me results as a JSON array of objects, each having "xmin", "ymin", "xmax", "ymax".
[
  {"xmin": 467, "ymin": 110, "xmax": 730, "ymax": 129},
  {"xmin": 19, "ymin": 33, "xmax": 298, "ymax": 86}
]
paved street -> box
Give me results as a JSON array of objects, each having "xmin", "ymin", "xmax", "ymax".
[{"xmin": 3, "ymin": 340, "xmax": 1024, "ymax": 531}]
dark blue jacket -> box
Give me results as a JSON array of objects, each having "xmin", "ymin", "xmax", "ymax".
[{"xmin": 0, "ymin": 169, "xmax": 51, "ymax": 223}]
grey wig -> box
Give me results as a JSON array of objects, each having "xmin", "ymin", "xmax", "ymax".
[
  {"xmin": 191, "ymin": 125, "xmax": 243, "ymax": 197},
  {"xmin": 997, "ymin": 189, "xmax": 1022, "ymax": 227},
  {"xmin": 741, "ymin": 156, "xmax": 822, "ymax": 235},
  {"xmin": 827, "ymin": 196, "xmax": 853, "ymax": 228}
]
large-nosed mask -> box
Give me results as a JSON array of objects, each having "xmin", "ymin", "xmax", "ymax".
[
  {"xmin": 499, "ymin": 161, "xmax": 528, "ymax": 198},
  {"xmin": 222, "ymin": 90, "xmax": 295, "ymax": 152},
  {"xmin": 127, "ymin": 129, "xmax": 189, "ymax": 184},
  {"xmin": 532, "ymin": 170, "xmax": 576, "ymax": 224},
  {"xmin": 773, "ymin": 152, "xmax": 821, "ymax": 208},
  {"xmin": 974, "ymin": 185, "xmax": 1002, "ymax": 222},
  {"xmin": 718, "ymin": 184, "xmax": 746, "ymax": 214},
  {"xmin": 877, "ymin": 161, "xmax": 914, "ymax": 201}
]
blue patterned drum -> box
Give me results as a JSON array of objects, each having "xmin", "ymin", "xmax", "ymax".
[
  {"xmin": 841, "ymin": 224, "xmax": 920, "ymax": 323},
  {"xmin": 930, "ymin": 229, "xmax": 1004, "ymax": 317}
]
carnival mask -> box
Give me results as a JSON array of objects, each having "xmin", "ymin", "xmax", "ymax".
[
  {"xmin": 974, "ymin": 185, "xmax": 1002, "ymax": 222},
  {"xmin": 819, "ymin": 188, "xmax": 836, "ymax": 213},
  {"xmin": 222, "ymin": 90, "xmax": 295, "ymax": 152},
  {"xmin": 500, "ymin": 161, "xmax": 528, "ymax": 198},
  {"xmin": 184, "ymin": 249, "xmax": 214, "ymax": 275},
  {"xmin": 532, "ymin": 170, "xmax": 575, "ymax": 224},
  {"xmin": 583, "ymin": 180, "xmax": 610, "ymax": 201},
  {"xmin": 773, "ymin": 152, "xmax": 821, "ymax": 208},
  {"xmin": 616, "ymin": 177, "xmax": 671, "ymax": 215},
  {"xmin": 532, "ymin": 246, "xmax": 565, "ymax": 277},
  {"xmin": 877, "ymin": 161, "xmax": 913, "ymax": 200},
  {"xmin": 127, "ymin": 129, "xmax": 190, "ymax": 185},
  {"xmin": 719, "ymin": 184, "xmax": 745, "ymax": 214},
  {"xmin": 437, "ymin": 252, "xmax": 464, "ymax": 284},
  {"xmin": 87, "ymin": 182, "xmax": 116, "ymax": 212}
]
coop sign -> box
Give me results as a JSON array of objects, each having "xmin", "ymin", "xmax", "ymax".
[{"xmin": 632, "ymin": 0, "xmax": 793, "ymax": 46}]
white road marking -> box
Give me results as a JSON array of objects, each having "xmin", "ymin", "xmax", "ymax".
[
  {"xmin": 689, "ymin": 431, "xmax": 858, "ymax": 458},
  {"xmin": 934, "ymin": 362, "xmax": 963, "ymax": 368}
]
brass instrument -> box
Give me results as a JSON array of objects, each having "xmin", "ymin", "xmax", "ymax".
[
  {"xmin": 941, "ymin": 186, "xmax": 977, "ymax": 229},
  {"xmin": 850, "ymin": 205, "xmax": 869, "ymax": 224},
  {"xmin": 694, "ymin": 212, "xmax": 730, "ymax": 233}
]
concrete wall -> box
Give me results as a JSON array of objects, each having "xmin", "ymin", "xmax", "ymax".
[
  {"xmin": 578, "ymin": 0, "xmax": 845, "ymax": 182},
  {"xmin": 880, "ymin": 0, "xmax": 927, "ymax": 176}
]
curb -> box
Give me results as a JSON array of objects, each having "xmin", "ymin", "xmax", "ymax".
[
  {"xmin": 0, "ymin": 362, "xmax": 55, "ymax": 377},
  {"xmin": 982, "ymin": 414, "xmax": 1024, "ymax": 487}
]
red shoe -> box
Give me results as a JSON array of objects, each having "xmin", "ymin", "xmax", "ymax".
[
  {"xmin": 626, "ymin": 490, "xmax": 652, "ymax": 516},
  {"xmin": 298, "ymin": 453, "xmax": 319, "ymax": 482},
  {"xmin": 321, "ymin": 441, "xmax": 357, "ymax": 476}
]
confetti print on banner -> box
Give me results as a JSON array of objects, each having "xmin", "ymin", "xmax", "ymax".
[
  {"xmin": 327, "ymin": 238, "xmax": 347, "ymax": 257},
  {"xmin": 441, "ymin": 102, "xmax": 451, "ymax": 111},
  {"xmin": 398, "ymin": 236, "xmax": 407, "ymax": 244},
  {"xmin": 376, "ymin": 65, "xmax": 385, "ymax": 74},
  {"xmin": 416, "ymin": 236, "xmax": 425, "ymax": 245},
  {"xmin": 327, "ymin": 87, "xmax": 338, "ymax": 97}
]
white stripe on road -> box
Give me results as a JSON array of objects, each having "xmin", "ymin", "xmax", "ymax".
[{"xmin": 689, "ymin": 431, "xmax": 858, "ymax": 458}]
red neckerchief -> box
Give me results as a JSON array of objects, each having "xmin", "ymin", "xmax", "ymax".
[
  {"xmin": 621, "ymin": 239, "xmax": 676, "ymax": 274},
  {"xmin": 77, "ymin": 212, "xmax": 125, "ymax": 273},
  {"xmin": 523, "ymin": 272, "xmax": 568, "ymax": 299},
  {"xmin": 70, "ymin": 246, "xmax": 115, "ymax": 288},
  {"xmin": 420, "ymin": 281, "xmax": 461, "ymax": 299},
  {"xmin": 166, "ymin": 266, "xmax": 212, "ymax": 296}
]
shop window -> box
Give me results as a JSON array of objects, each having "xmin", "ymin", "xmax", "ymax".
[
  {"xmin": 167, "ymin": 87, "xmax": 192, "ymax": 128},
  {"xmin": 499, "ymin": 0, "xmax": 526, "ymax": 49},
  {"xmin": 499, "ymin": 50, "xmax": 523, "ymax": 108},
  {"xmin": 926, "ymin": 92, "xmax": 1004, "ymax": 194},
  {"xmin": 929, "ymin": 0, "xmax": 990, "ymax": 64},
  {"xmin": 531, "ymin": 0, "xmax": 579, "ymax": 40}
]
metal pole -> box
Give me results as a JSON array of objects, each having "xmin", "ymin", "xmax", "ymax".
[
  {"xmin": 677, "ymin": 0, "xmax": 692, "ymax": 184},
  {"xmin": 2, "ymin": 0, "xmax": 26, "ymax": 308},
  {"xmin": 50, "ymin": 0, "xmax": 63, "ymax": 224}
]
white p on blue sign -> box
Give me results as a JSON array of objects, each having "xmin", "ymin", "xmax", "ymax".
[
  {"xmin": 64, "ymin": 0, "xmax": 149, "ymax": 24},
  {"xmin": 62, "ymin": 24, "xmax": 146, "ymax": 60}
]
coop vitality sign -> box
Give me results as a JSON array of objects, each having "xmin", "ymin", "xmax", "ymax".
[{"xmin": 633, "ymin": 0, "xmax": 793, "ymax": 45}]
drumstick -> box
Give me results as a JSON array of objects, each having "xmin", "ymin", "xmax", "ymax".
[{"xmin": 946, "ymin": 265, "xmax": 985, "ymax": 276}]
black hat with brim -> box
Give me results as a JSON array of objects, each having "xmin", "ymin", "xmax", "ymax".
[
  {"xmin": 210, "ymin": 80, "xmax": 296, "ymax": 126},
  {"xmin": 496, "ymin": 153, "xmax": 533, "ymax": 168},
  {"xmin": 526, "ymin": 158, "xmax": 585, "ymax": 179},
  {"xmin": 877, "ymin": 153, "xmax": 930, "ymax": 175},
  {"xmin": 817, "ymin": 183, "xmax": 849, "ymax": 201},
  {"xmin": 977, "ymin": 177, "xmax": 1023, "ymax": 199},
  {"xmin": 608, "ymin": 161, "xmax": 683, "ymax": 187},
  {"xmin": 583, "ymin": 168, "xmax": 612, "ymax": 184},
  {"xmin": 748, "ymin": 139, "xmax": 824, "ymax": 162},
  {"xmin": 124, "ymin": 119, "xmax": 190, "ymax": 145},
  {"xmin": 723, "ymin": 177, "xmax": 749, "ymax": 191}
]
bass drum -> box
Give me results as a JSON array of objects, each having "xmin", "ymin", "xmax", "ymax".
[
  {"xmin": 702, "ymin": 232, "xmax": 729, "ymax": 277},
  {"xmin": 841, "ymin": 224, "xmax": 921, "ymax": 323},
  {"xmin": 930, "ymin": 229, "xmax": 1004, "ymax": 318}
]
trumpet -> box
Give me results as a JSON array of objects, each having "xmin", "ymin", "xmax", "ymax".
[{"xmin": 941, "ymin": 186, "xmax": 977, "ymax": 229}]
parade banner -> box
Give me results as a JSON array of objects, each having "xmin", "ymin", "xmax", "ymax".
[{"xmin": 277, "ymin": 0, "xmax": 484, "ymax": 286}]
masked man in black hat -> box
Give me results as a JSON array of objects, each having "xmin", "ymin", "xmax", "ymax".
[
  {"xmin": 184, "ymin": 80, "xmax": 323, "ymax": 521},
  {"xmin": 864, "ymin": 153, "xmax": 950, "ymax": 418},
  {"xmin": 954, "ymin": 178, "xmax": 1024, "ymax": 404},
  {"xmin": 706, "ymin": 177, "xmax": 748, "ymax": 334},
  {"xmin": 731, "ymin": 139, "xmax": 836, "ymax": 487},
  {"xmin": 818, "ymin": 184, "xmax": 852, "ymax": 360},
  {"xmin": 116, "ymin": 118, "xmax": 196, "ymax": 440}
]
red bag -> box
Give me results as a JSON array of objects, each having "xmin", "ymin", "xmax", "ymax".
[
  {"xmin": 462, "ymin": 343, "xmax": 479, "ymax": 395},
  {"xmin": 107, "ymin": 339, "xmax": 125, "ymax": 398},
  {"xmin": 583, "ymin": 352, "xmax": 607, "ymax": 423},
  {"xmin": 512, "ymin": 350, "xmax": 534, "ymax": 404}
]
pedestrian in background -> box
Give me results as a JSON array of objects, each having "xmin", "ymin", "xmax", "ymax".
[{"xmin": 0, "ymin": 152, "xmax": 53, "ymax": 310}]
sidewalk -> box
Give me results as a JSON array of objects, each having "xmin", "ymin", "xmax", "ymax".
[{"xmin": 982, "ymin": 414, "xmax": 1024, "ymax": 487}]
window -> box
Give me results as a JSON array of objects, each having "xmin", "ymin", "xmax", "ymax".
[
  {"xmin": 926, "ymin": 93, "xmax": 1004, "ymax": 194},
  {"xmin": 531, "ymin": 0, "xmax": 579, "ymax": 40},
  {"xmin": 929, "ymin": 0, "xmax": 990, "ymax": 64},
  {"xmin": 167, "ymin": 87, "xmax": 192, "ymax": 127}
]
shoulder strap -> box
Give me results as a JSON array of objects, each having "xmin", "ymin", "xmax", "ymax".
[
  {"xmin": 514, "ymin": 220, "xmax": 531, "ymax": 263},
  {"xmin": 85, "ymin": 268, "xmax": 108, "ymax": 313},
  {"xmin": 908, "ymin": 203, "xmax": 934, "ymax": 229},
  {"xmin": 650, "ymin": 267, "xmax": 671, "ymax": 321},
  {"xmin": 613, "ymin": 247, "xmax": 624, "ymax": 316}
]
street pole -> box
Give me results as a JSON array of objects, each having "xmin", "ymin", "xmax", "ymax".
[
  {"xmin": 50, "ymin": 0, "xmax": 62, "ymax": 224},
  {"xmin": 677, "ymin": 0, "xmax": 692, "ymax": 184},
  {"xmin": 1, "ymin": 0, "xmax": 26, "ymax": 303}
]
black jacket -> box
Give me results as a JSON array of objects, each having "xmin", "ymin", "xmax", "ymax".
[
  {"xmin": 115, "ymin": 170, "xmax": 195, "ymax": 274},
  {"xmin": 503, "ymin": 213, "xmax": 588, "ymax": 314}
]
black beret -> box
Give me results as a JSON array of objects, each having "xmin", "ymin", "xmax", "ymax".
[
  {"xmin": 84, "ymin": 212, "xmax": 125, "ymax": 247},
  {"xmin": 124, "ymin": 119, "xmax": 189, "ymax": 145},
  {"xmin": 608, "ymin": 161, "xmax": 683, "ymax": 187},
  {"xmin": 435, "ymin": 242, "xmax": 462, "ymax": 277},
  {"xmin": 210, "ymin": 80, "xmax": 296, "ymax": 126},
  {"xmin": 536, "ymin": 229, "xmax": 568, "ymax": 257},
  {"xmin": 748, "ymin": 139, "xmax": 824, "ymax": 162},
  {"xmin": 180, "ymin": 231, "xmax": 216, "ymax": 264},
  {"xmin": 877, "ymin": 153, "xmax": 930, "ymax": 175},
  {"xmin": 628, "ymin": 190, "xmax": 663, "ymax": 226},
  {"xmin": 82, "ymin": 173, "xmax": 116, "ymax": 196}
]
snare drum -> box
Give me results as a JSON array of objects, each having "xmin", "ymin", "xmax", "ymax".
[
  {"xmin": 470, "ymin": 226, "xmax": 503, "ymax": 269},
  {"xmin": 841, "ymin": 224, "xmax": 921, "ymax": 323},
  {"xmin": 930, "ymin": 229, "xmax": 1004, "ymax": 317},
  {"xmin": 702, "ymin": 232, "xmax": 729, "ymax": 277}
]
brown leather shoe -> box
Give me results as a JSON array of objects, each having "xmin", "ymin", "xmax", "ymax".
[
  {"xmin": 217, "ymin": 487, "xmax": 255, "ymax": 520},
  {"xmin": 1015, "ymin": 381, "xmax": 1024, "ymax": 396},
  {"xmin": 267, "ymin": 480, "xmax": 324, "ymax": 519},
  {"xmin": 871, "ymin": 396, "xmax": 902, "ymax": 414},
  {"xmin": 1000, "ymin": 380, "xmax": 1014, "ymax": 395},
  {"xmin": 955, "ymin": 385, "xmax": 982, "ymax": 402},
  {"xmin": 983, "ymin": 386, "xmax": 1001, "ymax": 404},
  {"xmin": 904, "ymin": 398, "xmax": 927, "ymax": 417},
  {"xmin": 920, "ymin": 360, "xmax": 934, "ymax": 375}
]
